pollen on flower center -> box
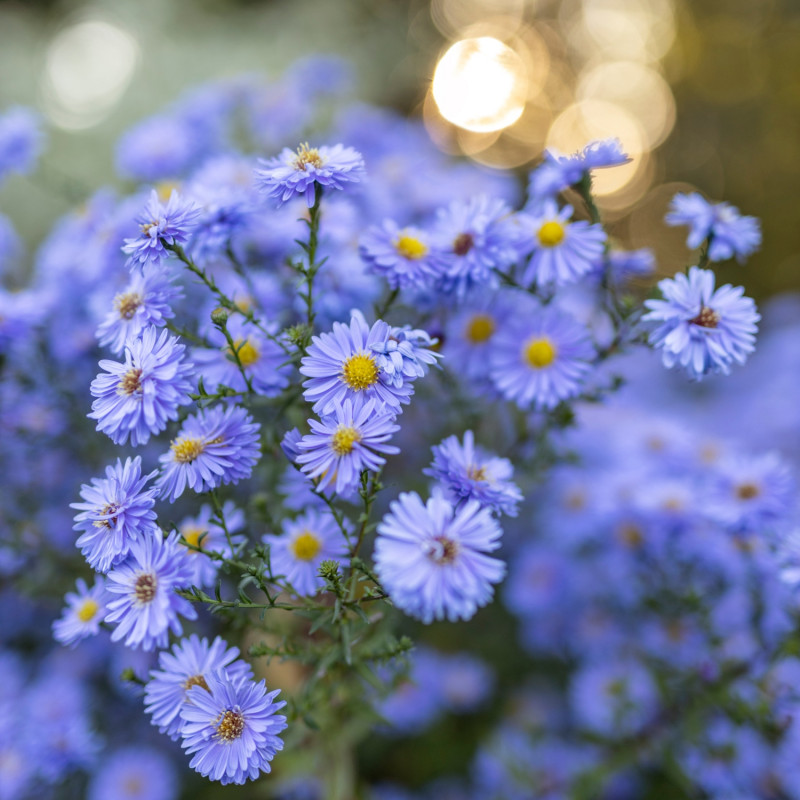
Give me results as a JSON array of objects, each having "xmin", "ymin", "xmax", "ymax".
[
  {"xmin": 182, "ymin": 526, "xmax": 207, "ymax": 550},
  {"xmin": 141, "ymin": 221, "xmax": 158, "ymax": 237},
  {"xmin": 395, "ymin": 233, "xmax": 428, "ymax": 260},
  {"xmin": 690, "ymin": 306, "xmax": 720, "ymax": 328},
  {"xmin": 215, "ymin": 709, "xmax": 245, "ymax": 742},
  {"xmin": 183, "ymin": 674, "xmax": 210, "ymax": 692},
  {"xmin": 293, "ymin": 143, "xmax": 323, "ymax": 171},
  {"xmin": 537, "ymin": 220, "xmax": 566, "ymax": 247},
  {"xmin": 290, "ymin": 530, "xmax": 322, "ymax": 561},
  {"xmin": 227, "ymin": 337, "xmax": 260, "ymax": 368},
  {"xmin": 77, "ymin": 598, "xmax": 99, "ymax": 622},
  {"xmin": 135, "ymin": 572, "xmax": 158, "ymax": 604},
  {"xmin": 171, "ymin": 437, "xmax": 207, "ymax": 463},
  {"xmin": 453, "ymin": 232, "xmax": 474, "ymax": 256},
  {"xmin": 466, "ymin": 314, "xmax": 495, "ymax": 343},
  {"xmin": 114, "ymin": 291, "xmax": 143, "ymax": 320},
  {"xmin": 467, "ymin": 465, "xmax": 487, "ymax": 481},
  {"xmin": 331, "ymin": 425, "xmax": 361, "ymax": 456},
  {"xmin": 92, "ymin": 502, "xmax": 119, "ymax": 529},
  {"xmin": 736, "ymin": 482, "xmax": 761, "ymax": 500},
  {"xmin": 427, "ymin": 535, "xmax": 460, "ymax": 565},
  {"xmin": 118, "ymin": 367, "xmax": 143, "ymax": 396},
  {"xmin": 523, "ymin": 337, "xmax": 557, "ymax": 369},
  {"xmin": 341, "ymin": 352, "xmax": 379, "ymax": 390}
]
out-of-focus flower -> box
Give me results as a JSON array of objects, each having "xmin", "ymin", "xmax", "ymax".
[
  {"xmin": 52, "ymin": 577, "xmax": 108, "ymax": 647},
  {"xmin": 0, "ymin": 106, "xmax": 45, "ymax": 183}
]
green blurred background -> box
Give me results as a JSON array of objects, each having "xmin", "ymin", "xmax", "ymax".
[{"xmin": 0, "ymin": 0, "xmax": 797, "ymax": 293}]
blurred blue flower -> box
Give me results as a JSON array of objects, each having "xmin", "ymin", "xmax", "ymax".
[{"xmin": 0, "ymin": 106, "xmax": 45, "ymax": 183}]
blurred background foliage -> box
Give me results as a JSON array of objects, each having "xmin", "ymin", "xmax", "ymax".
[{"xmin": 0, "ymin": 0, "xmax": 798, "ymax": 299}]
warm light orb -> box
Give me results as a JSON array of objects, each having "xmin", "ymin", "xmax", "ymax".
[{"xmin": 432, "ymin": 37, "xmax": 528, "ymax": 133}]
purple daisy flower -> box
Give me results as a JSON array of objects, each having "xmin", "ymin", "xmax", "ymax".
[
  {"xmin": 104, "ymin": 531, "xmax": 197, "ymax": 651},
  {"xmin": 180, "ymin": 670, "xmax": 287, "ymax": 785},
  {"xmin": 192, "ymin": 318, "xmax": 291, "ymax": 398},
  {"xmin": 96, "ymin": 269, "xmax": 183, "ymax": 354},
  {"xmin": 642, "ymin": 267, "xmax": 760, "ymax": 379},
  {"xmin": 255, "ymin": 142, "xmax": 365, "ymax": 207},
  {"xmin": 359, "ymin": 219, "xmax": 448, "ymax": 290},
  {"xmin": 489, "ymin": 305, "xmax": 595, "ymax": 410},
  {"xmin": 52, "ymin": 577, "xmax": 108, "ymax": 647},
  {"xmin": 425, "ymin": 430, "xmax": 523, "ymax": 517},
  {"xmin": 296, "ymin": 398, "xmax": 400, "ymax": 495},
  {"xmin": 145, "ymin": 634, "xmax": 254, "ymax": 740},
  {"xmin": 71, "ymin": 455, "xmax": 159, "ymax": 572},
  {"xmin": 666, "ymin": 192, "xmax": 761, "ymax": 264},
  {"xmin": 515, "ymin": 200, "xmax": 606, "ymax": 287},
  {"xmin": 263, "ymin": 507, "xmax": 348, "ymax": 596},
  {"xmin": 0, "ymin": 106, "xmax": 45, "ymax": 182},
  {"xmin": 432, "ymin": 195, "xmax": 518, "ymax": 297},
  {"xmin": 122, "ymin": 189, "xmax": 202, "ymax": 271},
  {"xmin": 300, "ymin": 309, "xmax": 415, "ymax": 415},
  {"xmin": 89, "ymin": 326, "xmax": 195, "ymax": 446},
  {"xmin": 156, "ymin": 404, "xmax": 261, "ymax": 502},
  {"xmin": 87, "ymin": 746, "xmax": 178, "ymax": 800},
  {"xmin": 373, "ymin": 491, "xmax": 505, "ymax": 623}
]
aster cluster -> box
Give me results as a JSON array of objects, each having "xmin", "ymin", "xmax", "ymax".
[{"xmin": 1, "ymin": 55, "xmax": 794, "ymax": 800}]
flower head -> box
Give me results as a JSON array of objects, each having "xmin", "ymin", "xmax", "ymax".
[
  {"xmin": 300, "ymin": 309, "xmax": 416, "ymax": 415},
  {"xmin": 180, "ymin": 671, "xmax": 287, "ymax": 785},
  {"xmin": 52, "ymin": 577, "xmax": 108, "ymax": 647},
  {"xmin": 425, "ymin": 430, "xmax": 523, "ymax": 517},
  {"xmin": 145, "ymin": 634, "xmax": 253, "ymax": 740},
  {"xmin": 374, "ymin": 491, "xmax": 505, "ymax": 623},
  {"xmin": 643, "ymin": 267, "xmax": 760, "ymax": 379},
  {"xmin": 263, "ymin": 508, "xmax": 348, "ymax": 596},
  {"xmin": 122, "ymin": 190, "xmax": 201, "ymax": 271},
  {"xmin": 0, "ymin": 106, "xmax": 45, "ymax": 183},
  {"xmin": 156, "ymin": 404, "xmax": 261, "ymax": 502},
  {"xmin": 666, "ymin": 192, "xmax": 761, "ymax": 263},
  {"xmin": 489, "ymin": 305, "xmax": 595, "ymax": 409},
  {"xmin": 255, "ymin": 142, "xmax": 365, "ymax": 207},
  {"xmin": 515, "ymin": 200, "xmax": 606, "ymax": 287},
  {"xmin": 70, "ymin": 456, "xmax": 159, "ymax": 572},
  {"xmin": 296, "ymin": 398, "xmax": 400, "ymax": 495},
  {"xmin": 89, "ymin": 326, "xmax": 195, "ymax": 446},
  {"xmin": 104, "ymin": 531, "xmax": 197, "ymax": 651},
  {"xmin": 87, "ymin": 746, "xmax": 178, "ymax": 800}
]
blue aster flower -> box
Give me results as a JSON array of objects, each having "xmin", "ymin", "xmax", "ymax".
[
  {"xmin": 368, "ymin": 324, "xmax": 441, "ymax": 389},
  {"xmin": 89, "ymin": 326, "xmax": 195, "ymax": 446},
  {"xmin": 374, "ymin": 490, "xmax": 505, "ymax": 623},
  {"xmin": 425, "ymin": 430, "xmax": 523, "ymax": 516},
  {"xmin": 122, "ymin": 190, "xmax": 202, "ymax": 272},
  {"xmin": 295, "ymin": 398, "xmax": 400, "ymax": 495},
  {"xmin": 666, "ymin": 192, "xmax": 761, "ymax": 263},
  {"xmin": 263, "ymin": 507, "xmax": 349, "ymax": 596},
  {"xmin": 156, "ymin": 404, "xmax": 261, "ymax": 502},
  {"xmin": 104, "ymin": 531, "xmax": 197, "ymax": 651},
  {"xmin": 144, "ymin": 634, "xmax": 254, "ymax": 740},
  {"xmin": 359, "ymin": 219, "xmax": 448, "ymax": 290},
  {"xmin": 255, "ymin": 142, "xmax": 365, "ymax": 207},
  {"xmin": 300, "ymin": 310, "xmax": 415, "ymax": 415},
  {"xmin": 0, "ymin": 106, "xmax": 45, "ymax": 183},
  {"xmin": 96, "ymin": 269, "xmax": 183, "ymax": 354},
  {"xmin": 87, "ymin": 746, "xmax": 178, "ymax": 800},
  {"xmin": 71, "ymin": 455, "xmax": 159, "ymax": 572},
  {"xmin": 180, "ymin": 670, "xmax": 287, "ymax": 785},
  {"xmin": 431, "ymin": 195, "xmax": 518, "ymax": 298},
  {"xmin": 52, "ymin": 577, "xmax": 108, "ymax": 647},
  {"xmin": 514, "ymin": 200, "xmax": 606, "ymax": 287},
  {"xmin": 489, "ymin": 304, "xmax": 595, "ymax": 410},
  {"xmin": 643, "ymin": 267, "xmax": 760, "ymax": 379},
  {"xmin": 192, "ymin": 318, "xmax": 291, "ymax": 398}
]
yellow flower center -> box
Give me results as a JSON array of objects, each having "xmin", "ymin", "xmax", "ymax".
[
  {"xmin": 171, "ymin": 437, "xmax": 206, "ymax": 463},
  {"xmin": 183, "ymin": 674, "xmax": 210, "ymax": 692},
  {"xmin": 156, "ymin": 180, "xmax": 180, "ymax": 202},
  {"xmin": 466, "ymin": 314, "xmax": 495, "ymax": 344},
  {"xmin": 182, "ymin": 525, "xmax": 207, "ymax": 551},
  {"xmin": 114, "ymin": 291, "xmax": 143, "ymax": 320},
  {"xmin": 215, "ymin": 710, "xmax": 245, "ymax": 742},
  {"xmin": 341, "ymin": 353, "xmax": 379, "ymax": 390},
  {"xmin": 135, "ymin": 573, "xmax": 158, "ymax": 604},
  {"xmin": 395, "ymin": 233, "xmax": 428, "ymax": 260},
  {"xmin": 537, "ymin": 220, "xmax": 566, "ymax": 247},
  {"xmin": 227, "ymin": 337, "xmax": 260, "ymax": 368},
  {"xmin": 467, "ymin": 465, "xmax": 487, "ymax": 481},
  {"xmin": 293, "ymin": 142, "xmax": 323, "ymax": 171},
  {"xmin": 117, "ymin": 367, "xmax": 143, "ymax": 396},
  {"xmin": 331, "ymin": 425, "xmax": 361, "ymax": 456},
  {"xmin": 523, "ymin": 337, "xmax": 557, "ymax": 368},
  {"xmin": 736, "ymin": 482, "xmax": 760, "ymax": 501},
  {"xmin": 290, "ymin": 530, "xmax": 322, "ymax": 561},
  {"xmin": 77, "ymin": 598, "xmax": 99, "ymax": 622}
]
